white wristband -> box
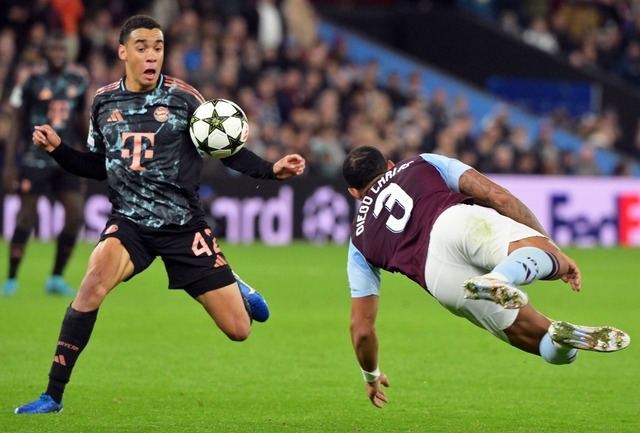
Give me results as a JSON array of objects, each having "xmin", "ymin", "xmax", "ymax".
[{"xmin": 361, "ymin": 367, "xmax": 380, "ymax": 383}]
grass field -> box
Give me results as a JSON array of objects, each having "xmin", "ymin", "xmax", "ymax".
[{"xmin": 0, "ymin": 240, "xmax": 638, "ymax": 433}]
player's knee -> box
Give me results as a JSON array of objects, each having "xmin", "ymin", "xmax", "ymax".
[
  {"xmin": 73, "ymin": 286, "xmax": 107, "ymax": 310},
  {"xmin": 223, "ymin": 321, "xmax": 251, "ymax": 342}
]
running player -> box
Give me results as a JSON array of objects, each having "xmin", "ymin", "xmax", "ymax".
[
  {"xmin": 2, "ymin": 33, "xmax": 89, "ymax": 296},
  {"xmin": 14, "ymin": 15, "xmax": 305, "ymax": 414},
  {"xmin": 342, "ymin": 146, "xmax": 630, "ymax": 408}
]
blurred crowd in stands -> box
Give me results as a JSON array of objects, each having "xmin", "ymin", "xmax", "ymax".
[{"xmin": 0, "ymin": 0, "xmax": 638, "ymax": 178}]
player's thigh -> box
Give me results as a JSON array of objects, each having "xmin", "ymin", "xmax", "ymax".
[
  {"xmin": 14, "ymin": 167, "xmax": 51, "ymax": 227},
  {"xmin": 425, "ymin": 254, "xmax": 518, "ymax": 342},
  {"xmin": 431, "ymin": 204, "xmax": 545, "ymax": 271},
  {"xmin": 157, "ymin": 226, "xmax": 249, "ymax": 336},
  {"xmin": 74, "ymin": 237, "xmax": 135, "ymax": 311},
  {"xmin": 426, "ymin": 204, "xmax": 526, "ymax": 341},
  {"xmin": 14, "ymin": 193, "xmax": 39, "ymax": 227},
  {"xmin": 159, "ymin": 226, "xmax": 236, "ymax": 295},
  {"xmin": 55, "ymin": 189, "xmax": 85, "ymax": 230}
]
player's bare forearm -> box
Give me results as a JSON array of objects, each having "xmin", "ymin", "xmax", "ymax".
[
  {"xmin": 459, "ymin": 169, "xmax": 550, "ymax": 237},
  {"xmin": 351, "ymin": 296, "xmax": 380, "ymax": 371}
]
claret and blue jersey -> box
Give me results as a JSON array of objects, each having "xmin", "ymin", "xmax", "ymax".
[
  {"xmin": 347, "ymin": 153, "xmax": 474, "ymax": 297},
  {"xmin": 88, "ymin": 74, "xmax": 206, "ymax": 228}
]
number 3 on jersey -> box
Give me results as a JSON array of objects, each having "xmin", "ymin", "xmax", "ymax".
[{"xmin": 373, "ymin": 183, "xmax": 413, "ymax": 233}]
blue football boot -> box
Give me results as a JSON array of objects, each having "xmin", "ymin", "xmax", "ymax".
[
  {"xmin": 15, "ymin": 393, "xmax": 63, "ymax": 414},
  {"xmin": 45, "ymin": 276, "xmax": 76, "ymax": 296},
  {"xmin": 234, "ymin": 272, "xmax": 269, "ymax": 322},
  {"xmin": 1, "ymin": 278, "xmax": 18, "ymax": 296}
]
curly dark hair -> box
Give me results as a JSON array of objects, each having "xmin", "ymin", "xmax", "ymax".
[
  {"xmin": 119, "ymin": 15, "xmax": 162, "ymax": 45},
  {"xmin": 342, "ymin": 146, "xmax": 388, "ymax": 190}
]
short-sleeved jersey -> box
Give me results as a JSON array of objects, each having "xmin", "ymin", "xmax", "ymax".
[
  {"xmin": 88, "ymin": 74, "xmax": 206, "ymax": 228},
  {"xmin": 10, "ymin": 65, "xmax": 89, "ymax": 168},
  {"xmin": 347, "ymin": 154, "xmax": 474, "ymax": 297}
]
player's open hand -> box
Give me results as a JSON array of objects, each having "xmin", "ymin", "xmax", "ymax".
[
  {"xmin": 273, "ymin": 154, "xmax": 305, "ymax": 179},
  {"xmin": 366, "ymin": 372, "xmax": 390, "ymax": 408},
  {"xmin": 32, "ymin": 124, "xmax": 62, "ymax": 152},
  {"xmin": 560, "ymin": 254, "xmax": 581, "ymax": 292}
]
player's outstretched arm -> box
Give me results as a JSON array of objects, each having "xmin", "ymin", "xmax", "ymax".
[
  {"xmin": 351, "ymin": 295, "xmax": 390, "ymax": 408},
  {"xmin": 273, "ymin": 154, "xmax": 305, "ymax": 179},
  {"xmin": 32, "ymin": 124, "xmax": 107, "ymax": 180}
]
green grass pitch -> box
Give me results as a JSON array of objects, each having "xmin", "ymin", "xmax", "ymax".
[{"xmin": 0, "ymin": 241, "xmax": 638, "ymax": 432}]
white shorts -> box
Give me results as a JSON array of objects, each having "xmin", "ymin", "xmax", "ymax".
[{"xmin": 424, "ymin": 204, "xmax": 546, "ymax": 342}]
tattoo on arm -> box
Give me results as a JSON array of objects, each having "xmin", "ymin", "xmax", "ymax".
[{"xmin": 459, "ymin": 169, "xmax": 549, "ymax": 236}]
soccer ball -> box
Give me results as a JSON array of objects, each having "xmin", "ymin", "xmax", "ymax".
[{"xmin": 189, "ymin": 99, "xmax": 249, "ymax": 158}]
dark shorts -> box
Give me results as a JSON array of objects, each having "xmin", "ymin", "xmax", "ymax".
[
  {"xmin": 99, "ymin": 216, "xmax": 236, "ymax": 298},
  {"xmin": 19, "ymin": 165, "xmax": 84, "ymax": 196}
]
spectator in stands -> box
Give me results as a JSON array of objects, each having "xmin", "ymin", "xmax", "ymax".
[
  {"xmin": 574, "ymin": 143, "xmax": 602, "ymax": 176},
  {"xmin": 612, "ymin": 38, "xmax": 640, "ymax": 86},
  {"xmin": 1, "ymin": 0, "xmax": 636, "ymax": 181},
  {"xmin": 522, "ymin": 16, "xmax": 559, "ymax": 54},
  {"xmin": 49, "ymin": 0, "xmax": 84, "ymax": 62},
  {"xmin": 488, "ymin": 143, "xmax": 517, "ymax": 173}
]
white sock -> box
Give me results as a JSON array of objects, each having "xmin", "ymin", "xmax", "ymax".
[{"xmin": 539, "ymin": 333, "xmax": 578, "ymax": 365}]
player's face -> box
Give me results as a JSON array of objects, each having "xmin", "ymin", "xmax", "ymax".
[
  {"xmin": 119, "ymin": 28, "xmax": 164, "ymax": 92},
  {"xmin": 47, "ymin": 40, "xmax": 68, "ymax": 72}
]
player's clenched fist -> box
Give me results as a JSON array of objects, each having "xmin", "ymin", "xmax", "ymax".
[{"xmin": 32, "ymin": 124, "xmax": 62, "ymax": 152}]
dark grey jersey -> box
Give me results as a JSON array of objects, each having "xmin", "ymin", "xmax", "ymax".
[
  {"xmin": 88, "ymin": 75, "xmax": 206, "ymax": 228},
  {"xmin": 12, "ymin": 65, "xmax": 89, "ymax": 168}
]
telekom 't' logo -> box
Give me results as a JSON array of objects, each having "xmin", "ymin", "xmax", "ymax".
[{"xmin": 120, "ymin": 132, "xmax": 155, "ymax": 170}]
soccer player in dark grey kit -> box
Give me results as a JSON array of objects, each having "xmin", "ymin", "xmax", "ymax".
[
  {"xmin": 343, "ymin": 146, "xmax": 630, "ymax": 408},
  {"xmin": 2, "ymin": 33, "xmax": 89, "ymax": 296},
  {"xmin": 14, "ymin": 15, "xmax": 305, "ymax": 414}
]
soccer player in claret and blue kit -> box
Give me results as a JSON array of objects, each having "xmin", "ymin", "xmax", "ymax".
[
  {"xmin": 343, "ymin": 146, "xmax": 630, "ymax": 409},
  {"xmin": 14, "ymin": 15, "xmax": 305, "ymax": 414}
]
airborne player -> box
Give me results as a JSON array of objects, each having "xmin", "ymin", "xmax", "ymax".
[{"xmin": 343, "ymin": 146, "xmax": 630, "ymax": 408}]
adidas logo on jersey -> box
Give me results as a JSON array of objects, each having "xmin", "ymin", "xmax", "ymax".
[{"xmin": 107, "ymin": 109, "xmax": 124, "ymax": 122}]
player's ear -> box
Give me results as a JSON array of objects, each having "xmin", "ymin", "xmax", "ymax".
[
  {"xmin": 347, "ymin": 187, "xmax": 363, "ymax": 200},
  {"xmin": 387, "ymin": 160, "xmax": 395, "ymax": 169},
  {"xmin": 118, "ymin": 44, "xmax": 127, "ymax": 61}
]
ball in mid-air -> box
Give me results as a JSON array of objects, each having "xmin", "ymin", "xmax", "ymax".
[{"xmin": 189, "ymin": 99, "xmax": 249, "ymax": 158}]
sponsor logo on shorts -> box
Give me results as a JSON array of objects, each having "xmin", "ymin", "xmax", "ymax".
[
  {"xmin": 104, "ymin": 224, "xmax": 119, "ymax": 235},
  {"xmin": 154, "ymin": 106, "xmax": 169, "ymax": 122}
]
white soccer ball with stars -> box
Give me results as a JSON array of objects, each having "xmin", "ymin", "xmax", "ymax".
[{"xmin": 189, "ymin": 99, "xmax": 249, "ymax": 158}]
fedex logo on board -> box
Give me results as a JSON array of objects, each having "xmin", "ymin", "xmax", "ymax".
[{"xmin": 551, "ymin": 192, "xmax": 640, "ymax": 247}]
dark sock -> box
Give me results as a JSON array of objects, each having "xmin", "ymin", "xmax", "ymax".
[
  {"xmin": 46, "ymin": 306, "xmax": 98, "ymax": 403},
  {"xmin": 52, "ymin": 231, "xmax": 78, "ymax": 276},
  {"xmin": 8, "ymin": 227, "xmax": 31, "ymax": 279}
]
